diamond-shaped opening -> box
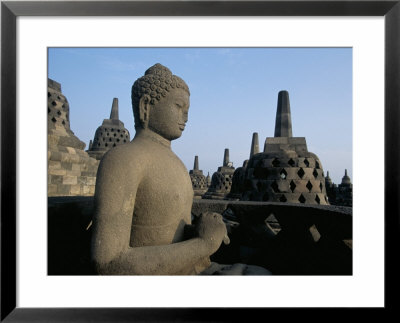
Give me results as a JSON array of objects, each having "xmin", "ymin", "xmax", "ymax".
[
  {"xmin": 48, "ymin": 108, "xmax": 51, "ymax": 114},
  {"xmin": 313, "ymin": 169, "xmax": 318, "ymax": 178},
  {"xmin": 113, "ymin": 143, "xmax": 116, "ymax": 147},
  {"xmin": 279, "ymin": 194, "xmax": 287, "ymax": 202},
  {"xmin": 57, "ymin": 110, "xmax": 61, "ymax": 115},
  {"xmin": 257, "ymin": 181, "xmax": 263, "ymax": 192},
  {"xmin": 288, "ymin": 158, "xmax": 295, "ymax": 167},
  {"xmin": 306, "ymin": 180, "xmax": 313, "ymax": 192},
  {"xmin": 315, "ymin": 195, "xmax": 321, "ymax": 204},
  {"xmin": 271, "ymin": 181, "xmax": 280, "ymax": 193},
  {"xmin": 48, "ymin": 92, "xmax": 51, "ymax": 97},
  {"xmin": 254, "ymin": 167, "xmax": 268, "ymax": 179},
  {"xmin": 297, "ymin": 168, "xmax": 305, "ymax": 178},
  {"xmin": 290, "ymin": 180, "xmax": 296, "ymax": 192},
  {"xmin": 315, "ymin": 161, "xmax": 320, "ymax": 169},
  {"xmin": 272, "ymin": 158, "xmax": 280, "ymax": 167},
  {"xmin": 52, "ymin": 101, "xmax": 57, "ymax": 106},
  {"xmin": 280, "ymin": 169, "xmax": 287, "ymax": 179},
  {"xmin": 51, "ymin": 117, "xmax": 57, "ymax": 123},
  {"xmin": 320, "ymin": 182, "xmax": 323, "ymax": 192},
  {"xmin": 62, "ymin": 120, "xmax": 65, "ymax": 125},
  {"xmin": 298, "ymin": 194, "xmax": 306, "ymax": 203},
  {"xmin": 304, "ymin": 158, "xmax": 310, "ymax": 167}
]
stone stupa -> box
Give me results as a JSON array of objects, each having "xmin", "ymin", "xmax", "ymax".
[
  {"xmin": 241, "ymin": 91, "xmax": 329, "ymax": 205},
  {"xmin": 203, "ymin": 149, "xmax": 235, "ymax": 200},
  {"xmin": 87, "ymin": 98, "xmax": 130, "ymax": 160},
  {"xmin": 47, "ymin": 79, "xmax": 99, "ymax": 196},
  {"xmin": 189, "ymin": 156, "xmax": 208, "ymax": 198}
]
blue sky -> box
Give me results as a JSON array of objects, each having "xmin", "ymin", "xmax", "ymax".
[{"xmin": 48, "ymin": 47, "xmax": 352, "ymax": 184}]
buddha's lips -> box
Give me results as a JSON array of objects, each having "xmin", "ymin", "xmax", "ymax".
[{"xmin": 179, "ymin": 124, "xmax": 186, "ymax": 130}]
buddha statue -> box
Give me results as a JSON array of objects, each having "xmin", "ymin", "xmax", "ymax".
[{"xmin": 91, "ymin": 64, "xmax": 242, "ymax": 275}]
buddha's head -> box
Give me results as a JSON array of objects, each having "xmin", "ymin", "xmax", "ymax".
[{"xmin": 131, "ymin": 64, "xmax": 190, "ymax": 140}]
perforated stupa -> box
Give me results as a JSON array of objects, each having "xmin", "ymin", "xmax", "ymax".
[
  {"xmin": 203, "ymin": 149, "xmax": 235, "ymax": 200},
  {"xmin": 87, "ymin": 98, "xmax": 130, "ymax": 160},
  {"xmin": 241, "ymin": 91, "xmax": 329, "ymax": 205}
]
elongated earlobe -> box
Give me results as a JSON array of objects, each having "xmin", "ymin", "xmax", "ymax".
[{"xmin": 138, "ymin": 95, "xmax": 151, "ymax": 129}]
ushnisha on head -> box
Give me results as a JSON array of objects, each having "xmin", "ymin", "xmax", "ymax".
[{"xmin": 131, "ymin": 63, "xmax": 190, "ymax": 132}]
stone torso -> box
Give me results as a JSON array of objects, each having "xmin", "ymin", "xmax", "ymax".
[{"xmin": 128, "ymin": 137, "xmax": 194, "ymax": 247}]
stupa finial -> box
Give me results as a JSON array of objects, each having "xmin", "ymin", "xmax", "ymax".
[
  {"xmin": 223, "ymin": 149, "xmax": 230, "ymax": 167},
  {"xmin": 250, "ymin": 132, "xmax": 259, "ymax": 158},
  {"xmin": 110, "ymin": 98, "xmax": 119, "ymax": 120},
  {"xmin": 274, "ymin": 90, "xmax": 293, "ymax": 137}
]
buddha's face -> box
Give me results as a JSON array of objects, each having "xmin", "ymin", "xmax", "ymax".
[{"xmin": 148, "ymin": 87, "xmax": 190, "ymax": 141}]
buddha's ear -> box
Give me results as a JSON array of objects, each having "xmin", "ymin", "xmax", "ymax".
[{"xmin": 138, "ymin": 94, "xmax": 151, "ymax": 128}]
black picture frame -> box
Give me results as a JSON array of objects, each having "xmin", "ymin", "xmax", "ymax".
[{"xmin": 1, "ymin": 0, "xmax": 399, "ymax": 321}]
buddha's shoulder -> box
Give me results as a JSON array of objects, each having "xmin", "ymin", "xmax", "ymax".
[{"xmin": 99, "ymin": 142, "xmax": 152, "ymax": 171}]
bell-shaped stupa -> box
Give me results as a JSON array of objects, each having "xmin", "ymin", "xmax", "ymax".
[
  {"xmin": 47, "ymin": 79, "xmax": 99, "ymax": 196},
  {"xmin": 241, "ymin": 91, "xmax": 329, "ymax": 205},
  {"xmin": 189, "ymin": 156, "xmax": 208, "ymax": 198},
  {"xmin": 203, "ymin": 149, "xmax": 235, "ymax": 200},
  {"xmin": 87, "ymin": 98, "xmax": 130, "ymax": 160}
]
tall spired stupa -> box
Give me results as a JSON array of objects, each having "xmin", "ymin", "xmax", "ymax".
[{"xmin": 241, "ymin": 91, "xmax": 329, "ymax": 205}]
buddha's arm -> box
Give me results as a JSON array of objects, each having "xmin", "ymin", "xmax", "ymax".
[{"xmin": 91, "ymin": 150, "xmax": 226, "ymax": 275}]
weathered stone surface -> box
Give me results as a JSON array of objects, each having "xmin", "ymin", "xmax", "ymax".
[
  {"xmin": 91, "ymin": 64, "xmax": 233, "ymax": 275},
  {"xmin": 242, "ymin": 91, "xmax": 329, "ymax": 205},
  {"xmin": 47, "ymin": 78, "xmax": 99, "ymax": 196}
]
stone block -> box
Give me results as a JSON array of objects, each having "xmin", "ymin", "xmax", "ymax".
[
  {"xmin": 81, "ymin": 171, "xmax": 95, "ymax": 177},
  {"xmin": 49, "ymin": 168, "xmax": 67, "ymax": 176},
  {"xmin": 89, "ymin": 185, "xmax": 96, "ymax": 195},
  {"xmin": 63, "ymin": 175, "xmax": 77, "ymax": 185},
  {"xmin": 86, "ymin": 177, "xmax": 96, "ymax": 186},
  {"xmin": 57, "ymin": 184, "xmax": 71, "ymax": 195},
  {"xmin": 66, "ymin": 147, "xmax": 76, "ymax": 154},
  {"xmin": 82, "ymin": 186, "xmax": 90, "ymax": 195},
  {"xmin": 61, "ymin": 161, "xmax": 73, "ymax": 171},
  {"xmin": 49, "ymin": 160, "xmax": 61, "ymax": 170},
  {"xmin": 51, "ymin": 175, "xmax": 63, "ymax": 184},
  {"xmin": 70, "ymin": 185, "xmax": 82, "ymax": 195},
  {"xmin": 67, "ymin": 169, "xmax": 82, "ymax": 177},
  {"xmin": 48, "ymin": 184, "xmax": 58, "ymax": 195},
  {"xmin": 78, "ymin": 176, "xmax": 87, "ymax": 185},
  {"xmin": 50, "ymin": 150, "xmax": 62, "ymax": 162},
  {"xmin": 72, "ymin": 163, "xmax": 81, "ymax": 171}
]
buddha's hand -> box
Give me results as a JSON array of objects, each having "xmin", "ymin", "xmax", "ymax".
[{"xmin": 196, "ymin": 212, "xmax": 230, "ymax": 254}]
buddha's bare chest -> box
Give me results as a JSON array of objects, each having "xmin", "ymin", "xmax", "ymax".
[{"xmin": 132, "ymin": 150, "xmax": 193, "ymax": 226}]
